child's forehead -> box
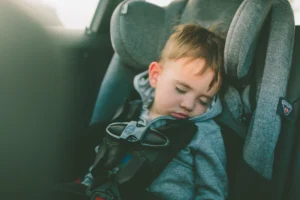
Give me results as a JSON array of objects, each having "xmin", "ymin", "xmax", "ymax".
[
  {"xmin": 164, "ymin": 57, "xmax": 212, "ymax": 76},
  {"xmin": 162, "ymin": 57, "xmax": 221, "ymax": 91}
]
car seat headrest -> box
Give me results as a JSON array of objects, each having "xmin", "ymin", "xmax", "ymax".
[
  {"xmin": 110, "ymin": 0, "xmax": 243, "ymax": 70},
  {"xmin": 110, "ymin": 0, "xmax": 185, "ymax": 69},
  {"xmin": 224, "ymin": 0, "xmax": 273, "ymax": 85},
  {"xmin": 179, "ymin": 0, "xmax": 241, "ymax": 29},
  {"xmin": 110, "ymin": 0, "xmax": 275, "ymax": 124}
]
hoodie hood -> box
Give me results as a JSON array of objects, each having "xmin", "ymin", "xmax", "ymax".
[{"xmin": 133, "ymin": 70, "xmax": 222, "ymax": 123}]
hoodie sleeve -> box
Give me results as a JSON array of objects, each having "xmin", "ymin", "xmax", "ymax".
[{"xmin": 192, "ymin": 127, "xmax": 228, "ymax": 200}]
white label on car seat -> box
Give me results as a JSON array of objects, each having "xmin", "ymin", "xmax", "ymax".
[
  {"xmin": 282, "ymin": 99, "xmax": 292, "ymax": 116},
  {"xmin": 277, "ymin": 97, "xmax": 293, "ymax": 120}
]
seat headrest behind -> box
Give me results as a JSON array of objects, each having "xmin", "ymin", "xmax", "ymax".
[
  {"xmin": 110, "ymin": 0, "xmax": 243, "ymax": 70},
  {"xmin": 110, "ymin": 0, "xmax": 175, "ymax": 69}
]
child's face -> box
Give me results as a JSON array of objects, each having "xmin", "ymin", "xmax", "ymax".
[{"xmin": 148, "ymin": 57, "xmax": 220, "ymax": 119}]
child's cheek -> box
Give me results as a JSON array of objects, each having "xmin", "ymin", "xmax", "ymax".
[
  {"xmin": 155, "ymin": 85, "xmax": 179, "ymax": 111},
  {"xmin": 194, "ymin": 105, "xmax": 208, "ymax": 116},
  {"xmin": 160, "ymin": 91, "xmax": 178, "ymax": 108}
]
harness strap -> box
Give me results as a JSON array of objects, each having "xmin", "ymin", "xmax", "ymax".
[{"xmin": 88, "ymin": 100, "xmax": 198, "ymax": 200}]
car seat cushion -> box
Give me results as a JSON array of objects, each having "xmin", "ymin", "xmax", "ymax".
[
  {"xmin": 243, "ymin": 0, "xmax": 295, "ymax": 179},
  {"xmin": 110, "ymin": 0, "xmax": 187, "ymax": 69}
]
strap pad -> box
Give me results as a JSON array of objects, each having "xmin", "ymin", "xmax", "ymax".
[{"xmin": 90, "ymin": 118, "xmax": 197, "ymax": 199}]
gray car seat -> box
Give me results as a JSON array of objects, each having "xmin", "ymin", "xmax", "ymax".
[{"xmin": 90, "ymin": 0, "xmax": 295, "ymax": 199}]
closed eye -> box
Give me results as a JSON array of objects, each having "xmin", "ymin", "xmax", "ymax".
[
  {"xmin": 199, "ymin": 99, "xmax": 210, "ymax": 107},
  {"xmin": 175, "ymin": 87, "xmax": 187, "ymax": 94}
]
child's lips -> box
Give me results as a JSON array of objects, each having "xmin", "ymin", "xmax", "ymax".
[{"xmin": 171, "ymin": 112, "xmax": 189, "ymax": 119}]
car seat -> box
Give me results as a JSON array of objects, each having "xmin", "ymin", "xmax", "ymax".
[{"xmin": 89, "ymin": 0, "xmax": 295, "ymax": 199}]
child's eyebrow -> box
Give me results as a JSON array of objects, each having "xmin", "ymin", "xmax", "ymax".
[
  {"xmin": 176, "ymin": 80, "xmax": 213, "ymax": 101},
  {"xmin": 176, "ymin": 81, "xmax": 192, "ymax": 89}
]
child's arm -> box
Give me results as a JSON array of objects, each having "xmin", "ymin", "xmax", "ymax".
[{"xmin": 193, "ymin": 127, "xmax": 228, "ymax": 200}]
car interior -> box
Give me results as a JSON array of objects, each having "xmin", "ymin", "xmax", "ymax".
[{"xmin": 0, "ymin": 0, "xmax": 299, "ymax": 199}]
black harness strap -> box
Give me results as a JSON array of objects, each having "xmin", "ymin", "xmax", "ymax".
[{"xmin": 88, "ymin": 100, "xmax": 198, "ymax": 200}]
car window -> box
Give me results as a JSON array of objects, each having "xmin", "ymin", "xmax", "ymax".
[
  {"xmin": 23, "ymin": 0, "xmax": 99, "ymax": 29},
  {"xmin": 145, "ymin": 0, "xmax": 173, "ymax": 7},
  {"xmin": 289, "ymin": 0, "xmax": 300, "ymax": 25}
]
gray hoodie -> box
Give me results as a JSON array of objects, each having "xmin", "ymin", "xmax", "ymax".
[
  {"xmin": 82, "ymin": 71, "xmax": 228, "ymax": 200},
  {"xmin": 134, "ymin": 71, "xmax": 228, "ymax": 200}
]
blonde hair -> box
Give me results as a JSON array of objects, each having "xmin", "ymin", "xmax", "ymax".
[{"xmin": 159, "ymin": 24, "xmax": 225, "ymax": 90}]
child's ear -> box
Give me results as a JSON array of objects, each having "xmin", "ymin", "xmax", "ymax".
[{"xmin": 148, "ymin": 62, "xmax": 162, "ymax": 88}]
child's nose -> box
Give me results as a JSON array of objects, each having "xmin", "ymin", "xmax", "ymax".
[{"xmin": 180, "ymin": 97, "xmax": 194, "ymax": 112}]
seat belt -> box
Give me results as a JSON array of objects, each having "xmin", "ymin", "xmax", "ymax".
[{"xmin": 87, "ymin": 100, "xmax": 198, "ymax": 200}]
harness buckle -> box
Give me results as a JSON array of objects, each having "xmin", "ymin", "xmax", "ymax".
[{"xmin": 106, "ymin": 121, "xmax": 147, "ymax": 142}]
